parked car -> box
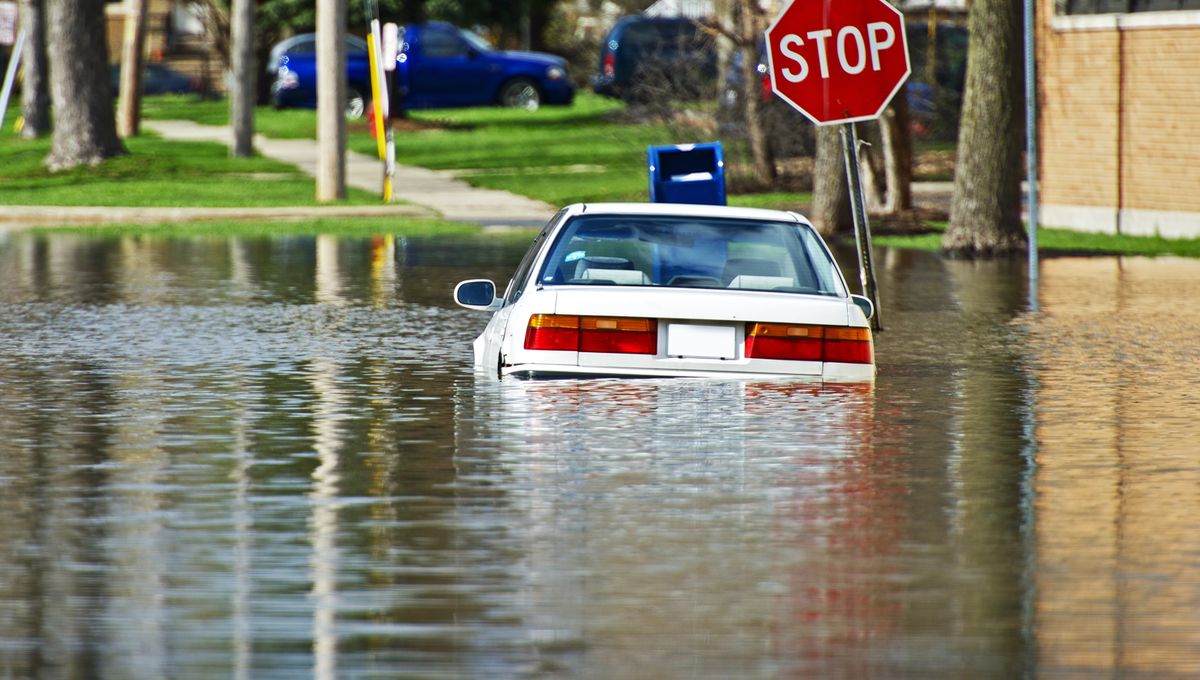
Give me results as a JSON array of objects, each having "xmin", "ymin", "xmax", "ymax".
[
  {"xmin": 270, "ymin": 22, "xmax": 574, "ymax": 117},
  {"xmin": 592, "ymin": 15, "xmax": 717, "ymax": 102},
  {"xmin": 110, "ymin": 63, "xmax": 202, "ymax": 95},
  {"xmin": 454, "ymin": 202, "xmax": 875, "ymax": 381},
  {"xmin": 270, "ymin": 33, "xmax": 371, "ymax": 117}
]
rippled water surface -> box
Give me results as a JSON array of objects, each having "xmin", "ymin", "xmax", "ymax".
[{"xmin": 1, "ymin": 231, "xmax": 1198, "ymax": 679}]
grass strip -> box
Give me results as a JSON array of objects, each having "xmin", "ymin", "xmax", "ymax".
[
  {"xmin": 26, "ymin": 216, "xmax": 491, "ymax": 239},
  {"xmin": 874, "ymin": 221, "xmax": 1200, "ymax": 258},
  {"xmin": 0, "ymin": 133, "xmax": 378, "ymax": 207}
]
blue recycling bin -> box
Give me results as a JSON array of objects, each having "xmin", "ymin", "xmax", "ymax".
[{"xmin": 647, "ymin": 142, "xmax": 726, "ymax": 206}]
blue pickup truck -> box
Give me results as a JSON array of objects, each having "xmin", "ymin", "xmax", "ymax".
[{"xmin": 271, "ymin": 22, "xmax": 575, "ymax": 116}]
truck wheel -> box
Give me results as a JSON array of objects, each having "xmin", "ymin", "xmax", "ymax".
[
  {"xmin": 345, "ymin": 88, "xmax": 366, "ymax": 120},
  {"xmin": 499, "ymin": 78, "xmax": 541, "ymax": 111}
]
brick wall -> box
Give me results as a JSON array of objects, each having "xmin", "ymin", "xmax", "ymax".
[
  {"xmin": 1037, "ymin": 2, "xmax": 1200, "ymax": 236},
  {"xmin": 1119, "ymin": 28, "xmax": 1200, "ymax": 214}
]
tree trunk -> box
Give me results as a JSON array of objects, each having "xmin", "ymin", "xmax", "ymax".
[
  {"xmin": 18, "ymin": 0, "xmax": 51, "ymax": 138},
  {"xmin": 943, "ymin": 0, "xmax": 1026, "ymax": 256},
  {"xmin": 45, "ymin": 0, "xmax": 125, "ymax": 169},
  {"xmin": 811, "ymin": 125, "xmax": 851, "ymax": 237},
  {"xmin": 740, "ymin": 51, "xmax": 775, "ymax": 185},
  {"xmin": 736, "ymin": 2, "xmax": 774, "ymax": 185},
  {"xmin": 229, "ymin": 0, "xmax": 255, "ymax": 156},
  {"xmin": 116, "ymin": 0, "xmax": 147, "ymax": 138},
  {"xmin": 315, "ymin": 0, "xmax": 345, "ymax": 201},
  {"xmin": 880, "ymin": 92, "xmax": 913, "ymax": 212},
  {"xmin": 858, "ymin": 128, "xmax": 885, "ymax": 211}
]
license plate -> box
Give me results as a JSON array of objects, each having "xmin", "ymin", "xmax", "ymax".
[{"xmin": 666, "ymin": 324, "xmax": 736, "ymax": 359}]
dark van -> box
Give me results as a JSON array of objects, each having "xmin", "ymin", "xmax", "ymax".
[{"xmin": 592, "ymin": 15, "xmax": 717, "ymax": 102}]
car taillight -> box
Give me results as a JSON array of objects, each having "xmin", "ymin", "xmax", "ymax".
[
  {"xmin": 745, "ymin": 323, "xmax": 873, "ymax": 364},
  {"xmin": 525, "ymin": 314, "xmax": 657, "ymax": 355},
  {"xmin": 525, "ymin": 314, "xmax": 579, "ymax": 351},
  {"xmin": 602, "ymin": 52, "xmax": 616, "ymax": 78}
]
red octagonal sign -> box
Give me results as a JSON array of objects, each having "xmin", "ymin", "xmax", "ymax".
[{"xmin": 766, "ymin": 0, "xmax": 911, "ymax": 125}]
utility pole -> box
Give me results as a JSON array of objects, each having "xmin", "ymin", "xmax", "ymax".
[
  {"xmin": 229, "ymin": 0, "xmax": 255, "ymax": 156},
  {"xmin": 316, "ymin": 0, "xmax": 346, "ymax": 200},
  {"xmin": 116, "ymin": 0, "xmax": 147, "ymax": 138}
]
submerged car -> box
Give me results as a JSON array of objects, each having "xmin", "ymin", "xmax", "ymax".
[{"xmin": 453, "ymin": 203, "xmax": 875, "ymax": 381}]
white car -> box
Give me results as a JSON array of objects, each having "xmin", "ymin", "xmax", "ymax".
[{"xmin": 454, "ymin": 202, "xmax": 875, "ymax": 381}]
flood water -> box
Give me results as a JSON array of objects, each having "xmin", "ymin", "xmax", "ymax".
[{"xmin": 1, "ymin": 229, "xmax": 1198, "ymax": 679}]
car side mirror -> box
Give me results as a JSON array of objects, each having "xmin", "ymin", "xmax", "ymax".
[
  {"xmin": 454, "ymin": 279, "xmax": 501, "ymax": 311},
  {"xmin": 851, "ymin": 294, "xmax": 874, "ymax": 321}
]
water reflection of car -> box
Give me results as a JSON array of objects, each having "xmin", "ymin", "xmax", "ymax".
[
  {"xmin": 592, "ymin": 15, "xmax": 717, "ymax": 102},
  {"xmin": 109, "ymin": 63, "xmax": 202, "ymax": 95},
  {"xmin": 454, "ymin": 203, "xmax": 875, "ymax": 381},
  {"xmin": 270, "ymin": 22, "xmax": 574, "ymax": 117}
]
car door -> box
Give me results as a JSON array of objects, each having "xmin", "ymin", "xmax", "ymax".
[{"xmin": 409, "ymin": 24, "xmax": 495, "ymax": 108}]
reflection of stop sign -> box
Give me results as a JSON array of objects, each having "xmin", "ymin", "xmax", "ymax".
[{"xmin": 765, "ymin": 0, "xmax": 910, "ymax": 125}]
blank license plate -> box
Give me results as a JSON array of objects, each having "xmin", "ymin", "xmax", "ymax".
[{"xmin": 667, "ymin": 324, "xmax": 736, "ymax": 359}]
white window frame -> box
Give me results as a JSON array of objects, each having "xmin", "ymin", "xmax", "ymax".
[{"xmin": 1053, "ymin": 9, "xmax": 1200, "ymax": 31}]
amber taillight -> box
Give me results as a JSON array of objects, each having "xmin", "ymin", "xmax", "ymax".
[
  {"xmin": 745, "ymin": 323, "xmax": 873, "ymax": 364},
  {"xmin": 525, "ymin": 314, "xmax": 657, "ymax": 355}
]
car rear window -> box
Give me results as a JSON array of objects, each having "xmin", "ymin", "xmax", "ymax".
[{"xmin": 537, "ymin": 215, "xmax": 844, "ymax": 296}]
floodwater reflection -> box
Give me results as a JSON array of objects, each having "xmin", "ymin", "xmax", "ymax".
[
  {"xmin": 1030, "ymin": 257, "xmax": 1200, "ymax": 679},
  {"xmin": 0, "ymin": 231, "xmax": 1197, "ymax": 678}
]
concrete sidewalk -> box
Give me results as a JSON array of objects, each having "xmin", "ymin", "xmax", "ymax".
[{"xmin": 143, "ymin": 120, "xmax": 557, "ymax": 226}]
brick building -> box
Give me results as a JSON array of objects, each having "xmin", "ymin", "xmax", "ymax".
[{"xmin": 1038, "ymin": 0, "xmax": 1200, "ymax": 238}]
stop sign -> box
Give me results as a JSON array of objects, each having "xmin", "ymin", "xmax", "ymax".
[{"xmin": 765, "ymin": 0, "xmax": 910, "ymax": 125}]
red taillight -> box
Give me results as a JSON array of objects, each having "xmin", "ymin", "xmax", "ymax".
[
  {"xmin": 525, "ymin": 315, "xmax": 657, "ymax": 355},
  {"xmin": 822, "ymin": 326, "xmax": 875, "ymax": 364},
  {"xmin": 745, "ymin": 323, "xmax": 872, "ymax": 364},
  {"xmin": 602, "ymin": 52, "xmax": 616, "ymax": 78},
  {"xmin": 525, "ymin": 314, "xmax": 580, "ymax": 351}
]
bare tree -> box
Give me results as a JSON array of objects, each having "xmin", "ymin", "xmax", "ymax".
[
  {"xmin": 196, "ymin": 0, "xmax": 230, "ymax": 67},
  {"xmin": 706, "ymin": 2, "xmax": 774, "ymax": 184},
  {"xmin": 45, "ymin": 0, "xmax": 125, "ymax": 170},
  {"xmin": 943, "ymin": 0, "xmax": 1025, "ymax": 256},
  {"xmin": 879, "ymin": 93, "xmax": 913, "ymax": 212},
  {"xmin": 734, "ymin": 2, "xmax": 774, "ymax": 184},
  {"xmin": 18, "ymin": 0, "xmax": 50, "ymax": 137},
  {"xmin": 229, "ymin": 0, "xmax": 255, "ymax": 156},
  {"xmin": 116, "ymin": 0, "xmax": 148, "ymax": 137}
]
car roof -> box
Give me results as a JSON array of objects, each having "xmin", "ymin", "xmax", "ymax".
[{"xmin": 571, "ymin": 202, "xmax": 812, "ymax": 226}]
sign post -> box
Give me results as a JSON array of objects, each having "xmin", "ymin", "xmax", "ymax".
[
  {"xmin": 764, "ymin": 0, "xmax": 911, "ymax": 331},
  {"xmin": 0, "ymin": 29, "xmax": 23, "ymax": 132}
]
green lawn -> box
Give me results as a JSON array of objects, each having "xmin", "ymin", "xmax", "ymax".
[
  {"xmin": 874, "ymin": 221, "xmax": 1200, "ymax": 258},
  {"xmin": 363, "ymin": 94, "xmax": 683, "ymax": 205},
  {"xmin": 142, "ymin": 95, "xmax": 322, "ymax": 140},
  {"xmin": 141, "ymin": 93, "xmax": 793, "ymax": 208},
  {"xmin": 0, "ymin": 131, "xmax": 378, "ymax": 207}
]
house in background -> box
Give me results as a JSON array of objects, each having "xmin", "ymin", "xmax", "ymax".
[
  {"xmin": 1038, "ymin": 0, "xmax": 1200, "ymax": 238},
  {"xmin": 104, "ymin": 0, "xmax": 223, "ymax": 93}
]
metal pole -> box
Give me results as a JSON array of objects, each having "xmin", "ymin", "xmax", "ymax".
[
  {"xmin": 1024, "ymin": 0, "xmax": 1040, "ymax": 312},
  {"xmin": 839, "ymin": 122, "xmax": 882, "ymax": 331},
  {"xmin": 315, "ymin": 0, "xmax": 347, "ymax": 201},
  {"xmin": 0, "ymin": 30, "xmax": 25, "ymax": 130}
]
